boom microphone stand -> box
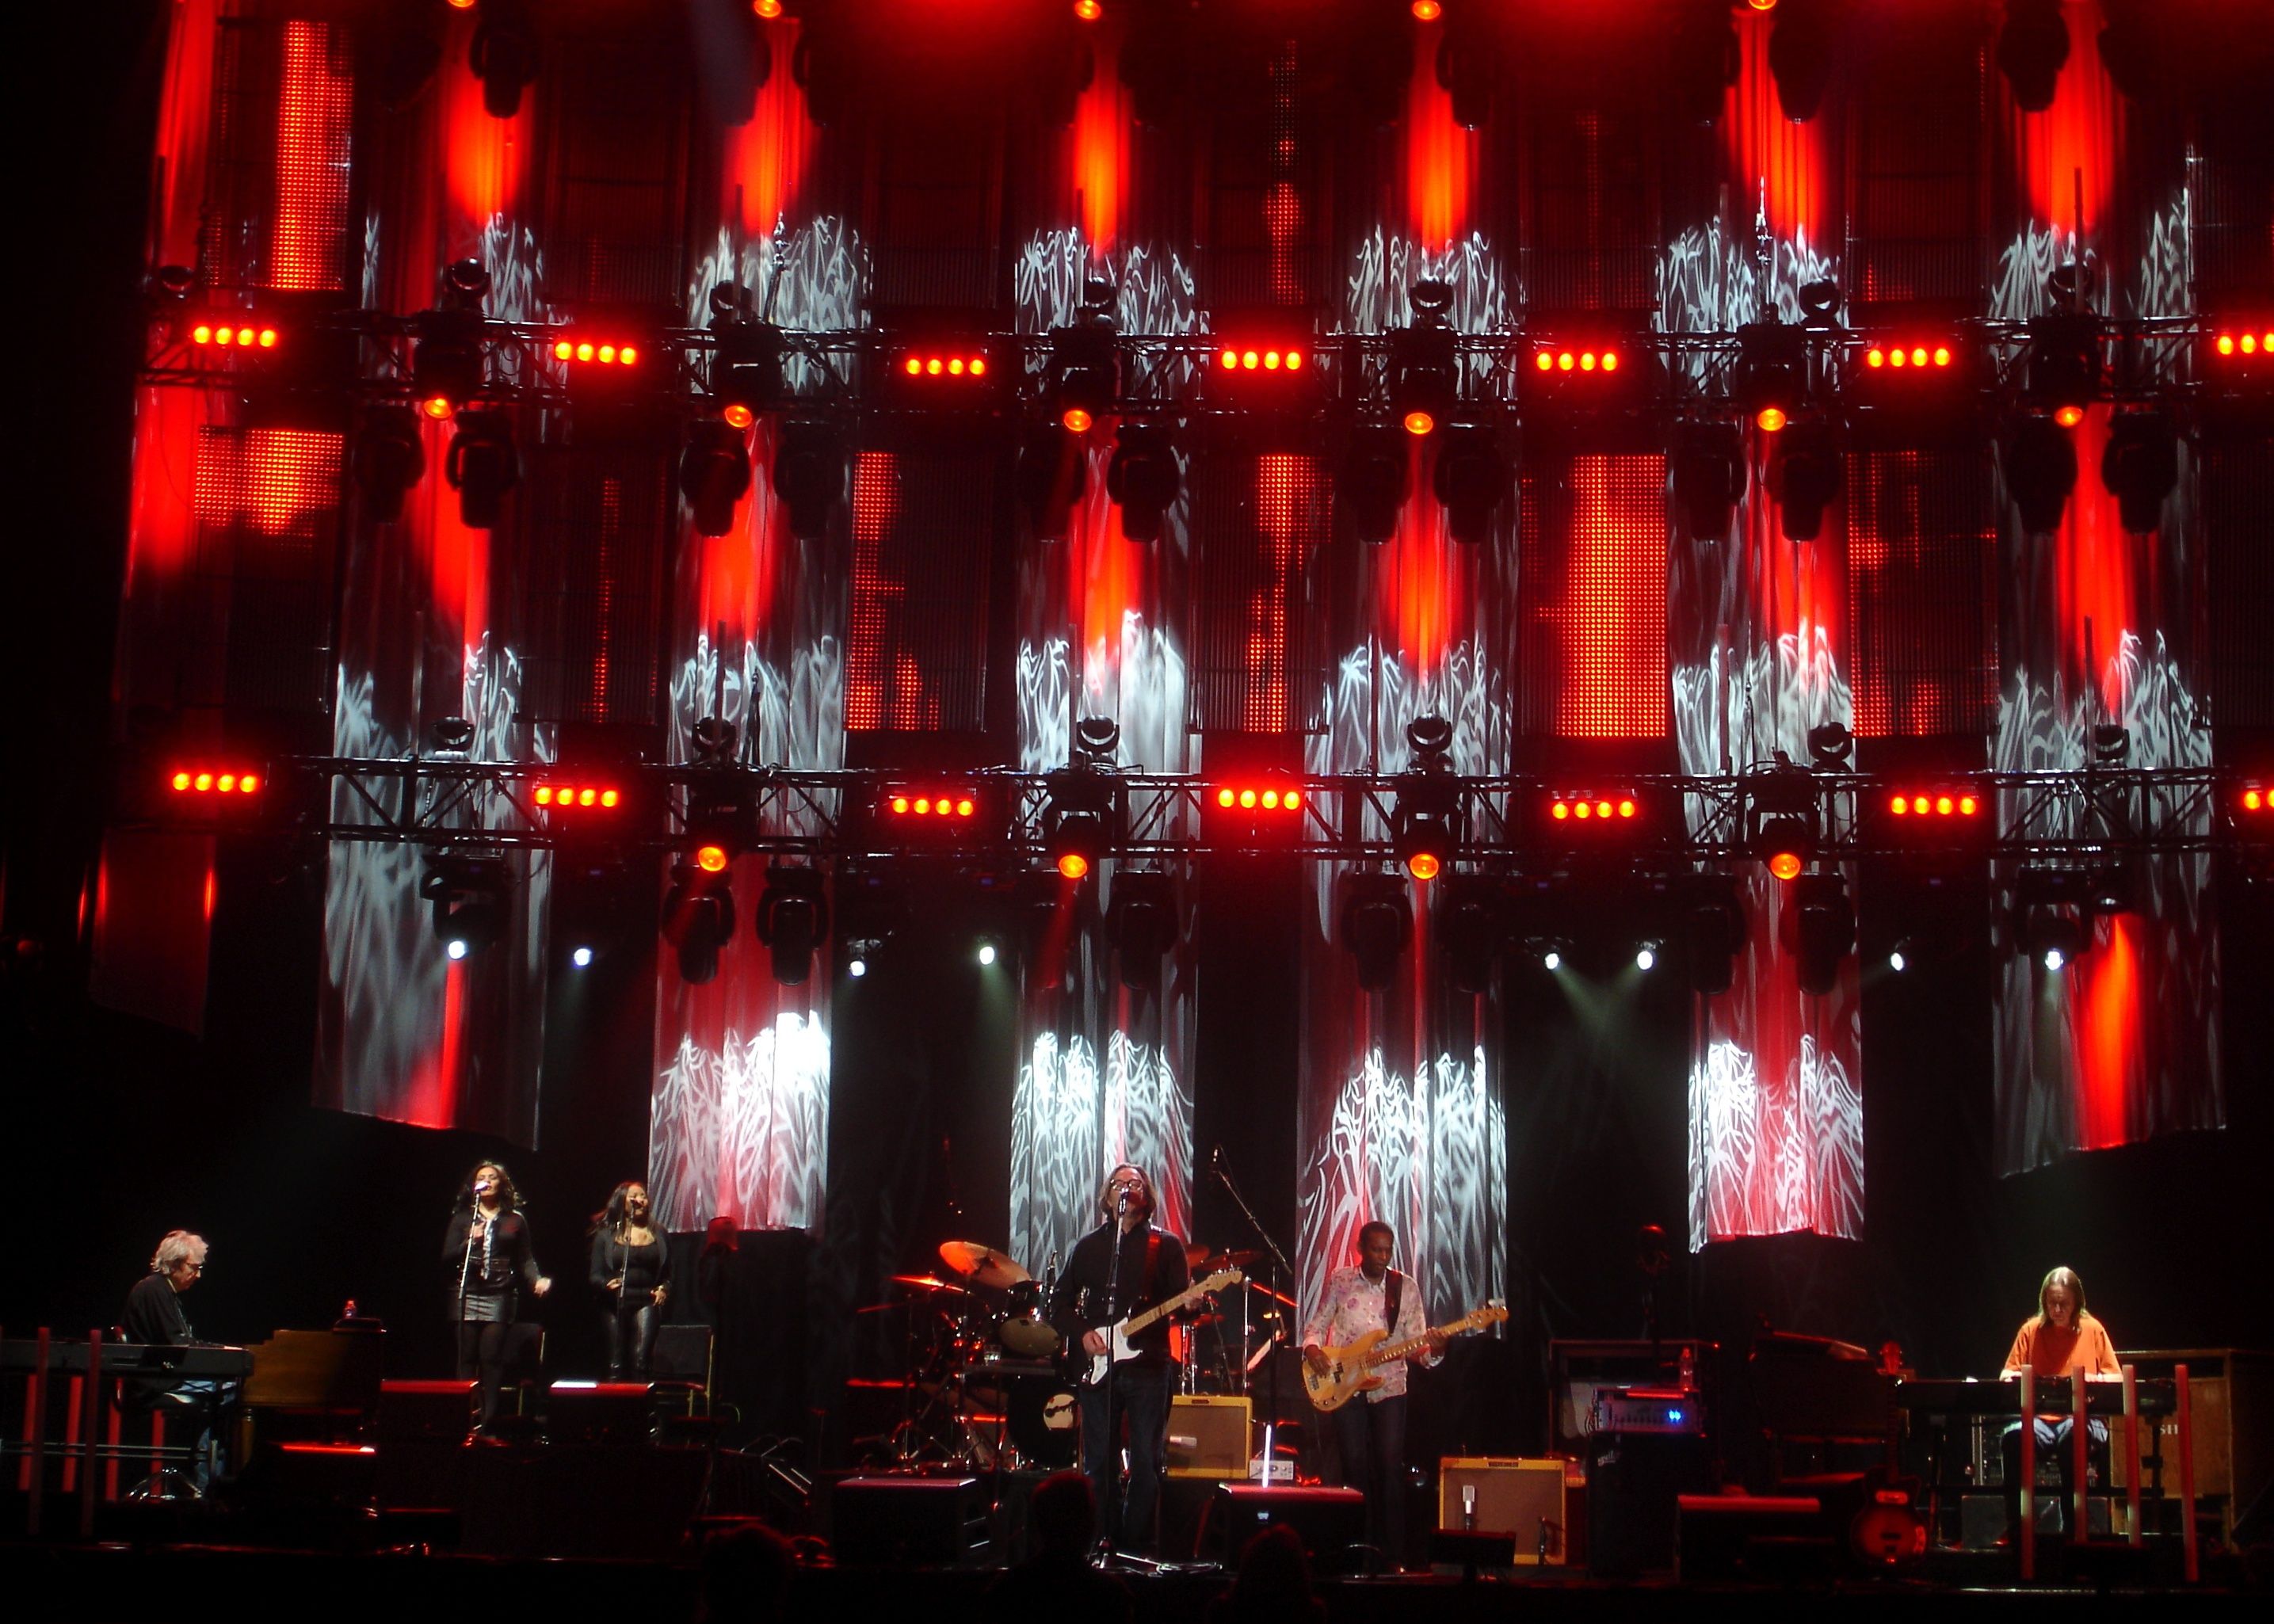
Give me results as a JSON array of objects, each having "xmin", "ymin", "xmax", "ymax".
[{"xmin": 1209, "ymin": 1147, "xmax": 1295, "ymax": 1485}]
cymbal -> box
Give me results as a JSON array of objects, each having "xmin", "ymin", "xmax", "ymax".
[
  {"xmin": 1245, "ymin": 1281, "xmax": 1297, "ymax": 1309},
  {"xmin": 891, "ymin": 1273, "xmax": 967, "ymax": 1294},
  {"xmin": 938, "ymin": 1241, "xmax": 1031, "ymax": 1290},
  {"xmin": 1201, "ymin": 1248, "xmax": 1261, "ymax": 1271}
]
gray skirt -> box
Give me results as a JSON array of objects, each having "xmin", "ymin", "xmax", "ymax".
[{"xmin": 455, "ymin": 1288, "xmax": 516, "ymax": 1325}]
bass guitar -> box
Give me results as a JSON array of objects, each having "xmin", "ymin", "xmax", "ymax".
[
  {"xmin": 1082, "ymin": 1268, "xmax": 1244, "ymax": 1385},
  {"xmin": 1303, "ymin": 1298, "xmax": 1508, "ymax": 1412}
]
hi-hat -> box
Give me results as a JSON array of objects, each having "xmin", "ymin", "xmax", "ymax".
[
  {"xmin": 891, "ymin": 1273, "xmax": 967, "ymax": 1294},
  {"xmin": 938, "ymin": 1241, "xmax": 1032, "ymax": 1290}
]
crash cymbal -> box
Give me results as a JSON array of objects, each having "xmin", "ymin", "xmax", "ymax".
[
  {"xmin": 1200, "ymin": 1248, "xmax": 1261, "ymax": 1271},
  {"xmin": 1185, "ymin": 1241, "xmax": 1216, "ymax": 1267},
  {"xmin": 938, "ymin": 1241, "xmax": 1032, "ymax": 1290},
  {"xmin": 892, "ymin": 1273, "xmax": 967, "ymax": 1294}
]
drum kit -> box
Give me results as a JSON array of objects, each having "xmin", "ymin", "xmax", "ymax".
[{"xmin": 857, "ymin": 1237, "xmax": 1300, "ymax": 1473}]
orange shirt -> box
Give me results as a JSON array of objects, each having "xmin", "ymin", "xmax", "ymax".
[{"xmin": 2003, "ymin": 1311, "xmax": 2121, "ymax": 1380}]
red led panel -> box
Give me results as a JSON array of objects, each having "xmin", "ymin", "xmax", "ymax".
[
  {"xmin": 1519, "ymin": 455, "xmax": 1668, "ymax": 739},
  {"xmin": 845, "ymin": 450, "xmax": 994, "ymax": 733},
  {"xmin": 1846, "ymin": 452, "xmax": 1997, "ymax": 738},
  {"xmin": 193, "ymin": 427, "xmax": 344, "ymax": 538},
  {"xmin": 1192, "ymin": 456, "xmax": 1328, "ymax": 734},
  {"xmin": 270, "ymin": 21, "xmax": 354, "ymax": 292}
]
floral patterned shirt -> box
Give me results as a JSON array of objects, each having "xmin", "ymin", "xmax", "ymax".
[{"xmin": 1299, "ymin": 1266, "xmax": 1438, "ymax": 1401}]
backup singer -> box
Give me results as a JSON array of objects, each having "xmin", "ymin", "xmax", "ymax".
[
  {"xmin": 122, "ymin": 1230, "xmax": 233, "ymax": 1487},
  {"xmin": 1300, "ymin": 1222, "xmax": 1445, "ymax": 1569},
  {"xmin": 589, "ymin": 1180, "xmax": 672, "ymax": 1380},
  {"xmin": 443, "ymin": 1161, "xmax": 551, "ymax": 1431},
  {"xmin": 1999, "ymin": 1265, "xmax": 2119, "ymax": 1540},
  {"xmin": 1051, "ymin": 1165, "xmax": 1190, "ymax": 1553}
]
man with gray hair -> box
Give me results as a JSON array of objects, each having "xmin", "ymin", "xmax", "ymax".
[{"xmin": 124, "ymin": 1229, "xmax": 228, "ymax": 1488}]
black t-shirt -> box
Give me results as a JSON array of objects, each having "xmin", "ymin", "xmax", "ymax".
[
  {"xmin": 124, "ymin": 1273, "xmax": 194, "ymax": 1346},
  {"xmin": 1051, "ymin": 1220, "xmax": 1191, "ymax": 1363}
]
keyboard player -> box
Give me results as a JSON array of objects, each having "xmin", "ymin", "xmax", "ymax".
[
  {"xmin": 1998, "ymin": 1265, "xmax": 2119, "ymax": 1541},
  {"xmin": 122, "ymin": 1229, "xmax": 238, "ymax": 1488}
]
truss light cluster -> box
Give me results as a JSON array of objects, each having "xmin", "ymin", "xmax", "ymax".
[
  {"xmin": 1534, "ymin": 345, "xmax": 1621, "ymax": 375},
  {"xmin": 552, "ymin": 339, "xmax": 640, "ymax": 365},
  {"xmin": 1888, "ymin": 790, "xmax": 1980, "ymax": 818},
  {"xmin": 1218, "ymin": 345, "xmax": 1306, "ymax": 372},
  {"xmin": 885, "ymin": 788, "xmax": 981, "ymax": 818},
  {"xmin": 534, "ymin": 782, "xmax": 623, "ymax": 809},
  {"xmin": 170, "ymin": 767, "xmax": 262, "ymax": 795},
  {"xmin": 900, "ymin": 352, "xmax": 990, "ymax": 379},
  {"xmin": 1548, "ymin": 791, "xmax": 1640, "ymax": 822},
  {"xmin": 189, "ymin": 322, "xmax": 279, "ymax": 350}
]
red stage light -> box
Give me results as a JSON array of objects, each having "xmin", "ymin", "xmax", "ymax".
[
  {"xmin": 723, "ymin": 403, "xmax": 755, "ymax": 429},
  {"xmin": 1538, "ymin": 345, "xmax": 1622, "ymax": 379},
  {"xmin": 558, "ymin": 338, "xmax": 640, "ymax": 367},
  {"xmin": 1756, "ymin": 406, "xmax": 1788, "ymax": 433},
  {"xmin": 1547, "ymin": 790, "xmax": 1644, "ymax": 829},
  {"xmin": 1403, "ymin": 410, "xmax": 1435, "ymax": 436},
  {"xmin": 450, "ymin": 0, "xmax": 477, "ymax": 10},
  {"xmin": 1063, "ymin": 407, "xmax": 1093, "ymax": 433},
  {"xmin": 1406, "ymin": 851, "xmax": 1441, "ymax": 881},
  {"xmin": 2054, "ymin": 403, "xmax": 2086, "ymax": 428},
  {"xmin": 1768, "ymin": 850, "xmax": 1804, "ymax": 881},
  {"xmin": 2241, "ymin": 785, "xmax": 2266, "ymax": 814},
  {"xmin": 1412, "ymin": 1, "xmax": 1441, "ymax": 20},
  {"xmin": 190, "ymin": 321, "xmax": 280, "ymax": 350},
  {"xmin": 1074, "ymin": 0, "xmax": 1101, "ymax": 19},
  {"xmin": 1746, "ymin": 0, "xmax": 1777, "ymax": 12},
  {"xmin": 170, "ymin": 766, "xmax": 263, "ymax": 795},
  {"xmin": 754, "ymin": 0, "xmax": 781, "ymax": 17},
  {"xmin": 882, "ymin": 786, "xmax": 985, "ymax": 827},
  {"xmin": 1058, "ymin": 852, "xmax": 1091, "ymax": 880},
  {"xmin": 695, "ymin": 844, "xmax": 730, "ymax": 874},
  {"xmin": 1217, "ymin": 344, "xmax": 1307, "ymax": 376},
  {"xmin": 536, "ymin": 781, "xmax": 624, "ymax": 812},
  {"xmin": 899, "ymin": 350, "xmax": 990, "ymax": 383},
  {"xmin": 172, "ymin": 771, "xmax": 191, "ymax": 791},
  {"xmin": 421, "ymin": 395, "xmax": 456, "ymax": 420}
]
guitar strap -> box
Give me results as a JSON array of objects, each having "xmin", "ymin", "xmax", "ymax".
[{"xmin": 1383, "ymin": 1269, "xmax": 1403, "ymax": 1340}]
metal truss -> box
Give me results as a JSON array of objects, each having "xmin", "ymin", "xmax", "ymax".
[{"xmin": 130, "ymin": 759, "xmax": 2264, "ymax": 872}]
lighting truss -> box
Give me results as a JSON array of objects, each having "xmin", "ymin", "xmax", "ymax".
[{"xmin": 128, "ymin": 761, "xmax": 2249, "ymax": 872}]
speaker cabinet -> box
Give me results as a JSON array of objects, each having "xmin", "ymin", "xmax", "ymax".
[
  {"xmin": 1167, "ymin": 1394, "xmax": 1251, "ymax": 1479},
  {"xmin": 831, "ymin": 1475, "xmax": 993, "ymax": 1568},
  {"xmin": 1437, "ymin": 1456, "xmax": 1569, "ymax": 1563},
  {"xmin": 546, "ymin": 1381, "xmax": 654, "ymax": 1447},
  {"xmin": 1207, "ymin": 1484, "xmax": 1366, "ymax": 1573},
  {"xmin": 1585, "ymin": 1431, "xmax": 1712, "ymax": 1577}
]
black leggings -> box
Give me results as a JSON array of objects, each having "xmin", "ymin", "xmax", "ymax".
[
  {"xmin": 603, "ymin": 1302, "xmax": 662, "ymax": 1380},
  {"xmin": 456, "ymin": 1321, "xmax": 513, "ymax": 1427}
]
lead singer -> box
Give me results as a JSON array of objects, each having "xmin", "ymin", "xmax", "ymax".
[
  {"xmin": 443, "ymin": 1161, "xmax": 551, "ymax": 1432},
  {"xmin": 1051, "ymin": 1165, "xmax": 1190, "ymax": 1555}
]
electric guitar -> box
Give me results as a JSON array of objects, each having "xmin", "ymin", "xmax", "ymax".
[
  {"xmin": 1082, "ymin": 1268, "xmax": 1245, "ymax": 1385},
  {"xmin": 1303, "ymin": 1298, "xmax": 1508, "ymax": 1412}
]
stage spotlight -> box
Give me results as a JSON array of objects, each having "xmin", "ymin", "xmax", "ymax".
[
  {"xmin": 411, "ymin": 305, "xmax": 484, "ymax": 417},
  {"xmin": 2004, "ymin": 413, "xmax": 2079, "ymax": 535},
  {"xmin": 2021, "ymin": 909, "xmax": 2085, "ymax": 974},
  {"xmin": 1682, "ymin": 871, "xmax": 1749, "ymax": 997},
  {"xmin": 1432, "ymin": 425, "xmax": 1509, "ymax": 545},
  {"xmin": 773, "ymin": 421, "xmax": 844, "ymax": 541},
  {"xmin": 1888, "ymin": 946, "xmax": 1906, "ymax": 973},
  {"xmin": 1747, "ymin": 761, "xmax": 1820, "ymax": 880},
  {"xmin": 1676, "ymin": 422, "xmax": 1746, "ymax": 543},
  {"xmin": 1769, "ymin": 419, "xmax": 1841, "ymax": 541},
  {"xmin": 1391, "ymin": 280, "xmax": 1459, "ymax": 434},
  {"xmin": 470, "ymin": 0, "xmax": 539, "ymax": 119},
  {"xmin": 1108, "ymin": 871, "xmax": 1177, "ymax": 990},
  {"xmin": 423, "ymin": 852, "xmax": 508, "ymax": 961},
  {"xmin": 1997, "ymin": 0, "xmax": 2070, "ymax": 114},
  {"xmin": 1806, "ymin": 722, "xmax": 1853, "ymax": 770},
  {"xmin": 444, "ymin": 409, "xmax": 519, "ymax": 530},
  {"xmin": 570, "ymin": 945, "xmax": 594, "ymax": 969},
  {"xmin": 1768, "ymin": 0, "xmax": 1837, "ymax": 121},
  {"xmin": 1017, "ymin": 421, "xmax": 1090, "ymax": 540},
  {"xmin": 1043, "ymin": 767, "xmax": 1120, "ymax": 881},
  {"xmin": 2026, "ymin": 310, "xmax": 2100, "ymax": 422},
  {"xmin": 2100, "ymin": 411, "xmax": 2179, "ymax": 534},
  {"xmin": 1051, "ymin": 290, "xmax": 1120, "ymax": 429},
  {"xmin": 1784, "ymin": 870, "xmax": 1855, "ymax": 997},
  {"xmin": 1635, "ymin": 943, "xmax": 1658, "ymax": 972},
  {"xmin": 353, "ymin": 405, "xmax": 427, "ymax": 524},
  {"xmin": 1341, "ymin": 424, "xmax": 1410, "ymax": 543},
  {"xmin": 1437, "ymin": 878, "xmax": 1507, "ymax": 997},
  {"xmin": 1737, "ymin": 320, "xmax": 1806, "ymax": 432},
  {"xmin": 978, "ymin": 941, "xmax": 998, "ymax": 967},
  {"xmin": 680, "ymin": 417, "xmax": 754, "ymax": 537},
  {"xmin": 847, "ymin": 948, "xmax": 868, "ymax": 978},
  {"xmin": 1341, "ymin": 871, "xmax": 1414, "ymax": 993},
  {"xmin": 662, "ymin": 853, "xmax": 737, "ymax": 986},
  {"xmin": 711, "ymin": 292, "xmax": 787, "ymax": 419},
  {"xmin": 756, "ymin": 864, "xmax": 828, "ymax": 986},
  {"xmin": 1074, "ymin": 714, "xmax": 1122, "ymax": 767},
  {"xmin": 1106, "ymin": 422, "xmax": 1181, "ymax": 543},
  {"xmin": 1394, "ymin": 780, "xmax": 1460, "ymax": 883},
  {"xmin": 1542, "ymin": 946, "xmax": 1563, "ymax": 972}
]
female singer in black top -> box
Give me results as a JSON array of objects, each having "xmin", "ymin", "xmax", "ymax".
[
  {"xmin": 442, "ymin": 1161, "xmax": 551, "ymax": 1431},
  {"xmin": 589, "ymin": 1180, "xmax": 672, "ymax": 1380}
]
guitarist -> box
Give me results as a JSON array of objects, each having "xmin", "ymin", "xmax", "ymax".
[
  {"xmin": 1299, "ymin": 1222, "xmax": 1446, "ymax": 1569},
  {"xmin": 1051, "ymin": 1165, "xmax": 1190, "ymax": 1553}
]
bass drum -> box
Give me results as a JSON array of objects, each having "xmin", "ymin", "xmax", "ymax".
[{"xmin": 1006, "ymin": 1374, "xmax": 1078, "ymax": 1470}]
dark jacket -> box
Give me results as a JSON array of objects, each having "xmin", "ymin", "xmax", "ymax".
[
  {"xmin": 441, "ymin": 1209, "xmax": 542, "ymax": 1313},
  {"xmin": 1051, "ymin": 1219, "xmax": 1190, "ymax": 1363}
]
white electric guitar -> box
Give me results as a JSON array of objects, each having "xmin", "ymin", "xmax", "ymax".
[{"xmin": 1083, "ymin": 1268, "xmax": 1244, "ymax": 1385}]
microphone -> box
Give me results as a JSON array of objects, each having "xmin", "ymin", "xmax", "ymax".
[
  {"xmin": 1211, "ymin": 1145, "xmax": 1223, "ymax": 1170},
  {"xmin": 474, "ymin": 1180, "xmax": 494, "ymax": 1197},
  {"xmin": 1115, "ymin": 1186, "xmax": 1132, "ymax": 1210}
]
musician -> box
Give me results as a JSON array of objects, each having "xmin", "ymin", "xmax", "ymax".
[
  {"xmin": 1051, "ymin": 1164, "xmax": 1190, "ymax": 1553},
  {"xmin": 1299, "ymin": 1222, "xmax": 1446, "ymax": 1569},
  {"xmin": 122, "ymin": 1230, "xmax": 231, "ymax": 1486},
  {"xmin": 442, "ymin": 1161, "xmax": 551, "ymax": 1431},
  {"xmin": 589, "ymin": 1180, "xmax": 672, "ymax": 1380},
  {"xmin": 1999, "ymin": 1265, "xmax": 2120, "ymax": 1540}
]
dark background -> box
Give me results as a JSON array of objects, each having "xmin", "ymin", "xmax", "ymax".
[{"xmin": 6, "ymin": 2, "xmax": 2269, "ymax": 1472}]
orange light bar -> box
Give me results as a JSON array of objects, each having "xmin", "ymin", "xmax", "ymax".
[
  {"xmin": 189, "ymin": 322, "xmax": 280, "ymax": 349},
  {"xmin": 555, "ymin": 338, "xmax": 640, "ymax": 366},
  {"xmin": 1887, "ymin": 789, "xmax": 1982, "ymax": 818},
  {"xmin": 882, "ymin": 787, "xmax": 985, "ymax": 825},
  {"xmin": 900, "ymin": 352, "xmax": 990, "ymax": 379},
  {"xmin": 2211, "ymin": 329, "xmax": 2273, "ymax": 360},
  {"xmin": 1536, "ymin": 346, "xmax": 1620, "ymax": 376},
  {"xmin": 534, "ymin": 782, "xmax": 624, "ymax": 811},
  {"xmin": 1216, "ymin": 345, "xmax": 1307, "ymax": 373},
  {"xmin": 1547, "ymin": 791, "xmax": 1642, "ymax": 825},
  {"xmin": 1211, "ymin": 783, "xmax": 1303, "ymax": 814},
  {"xmin": 169, "ymin": 766, "xmax": 264, "ymax": 795},
  {"xmin": 1864, "ymin": 341, "xmax": 1955, "ymax": 370}
]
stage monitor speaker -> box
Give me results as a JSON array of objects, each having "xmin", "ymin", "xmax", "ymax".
[
  {"xmin": 1437, "ymin": 1456, "xmax": 1568, "ymax": 1563},
  {"xmin": 654, "ymin": 1324, "xmax": 714, "ymax": 1390},
  {"xmin": 831, "ymin": 1475, "xmax": 992, "ymax": 1568},
  {"xmin": 547, "ymin": 1381, "xmax": 653, "ymax": 1447},
  {"xmin": 1677, "ymin": 1492, "xmax": 1832, "ymax": 1582},
  {"xmin": 377, "ymin": 1379, "xmax": 475, "ymax": 1439},
  {"xmin": 1585, "ymin": 1431, "xmax": 1712, "ymax": 1578},
  {"xmin": 1208, "ymin": 1484, "xmax": 1366, "ymax": 1574},
  {"xmin": 1168, "ymin": 1394, "xmax": 1250, "ymax": 1479}
]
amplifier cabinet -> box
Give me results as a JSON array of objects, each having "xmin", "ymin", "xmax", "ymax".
[
  {"xmin": 1437, "ymin": 1456, "xmax": 1569, "ymax": 1564},
  {"xmin": 1167, "ymin": 1394, "xmax": 1251, "ymax": 1479}
]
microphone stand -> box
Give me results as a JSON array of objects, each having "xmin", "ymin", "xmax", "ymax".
[
  {"xmin": 1211, "ymin": 1153, "xmax": 1296, "ymax": 1487},
  {"xmin": 1097, "ymin": 1191, "xmax": 1129, "ymax": 1557}
]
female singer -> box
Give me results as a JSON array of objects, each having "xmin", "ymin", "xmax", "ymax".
[
  {"xmin": 589, "ymin": 1180, "xmax": 672, "ymax": 1380},
  {"xmin": 442, "ymin": 1161, "xmax": 551, "ymax": 1431}
]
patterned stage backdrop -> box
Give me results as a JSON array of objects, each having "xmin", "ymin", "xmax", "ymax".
[
  {"xmin": 1002, "ymin": 215, "xmax": 1203, "ymax": 1275},
  {"xmin": 1981, "ymin": 13, "xmax": 2223, "ymax": 1173}
]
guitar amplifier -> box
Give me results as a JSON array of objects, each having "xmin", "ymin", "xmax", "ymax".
[
  {"xmin": 1437, "ymin": 1457, "xmax": 1570, "ymax": 1564},
  {"xmin": 1593, "ymin": 1387, "xmax": 1704, "ymax": 1435},
  {"xmin": 1167, "ymin": 1394, "xmax": 1250, "ymax": 1478}
]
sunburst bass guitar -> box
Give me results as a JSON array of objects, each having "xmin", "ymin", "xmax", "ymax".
[
  {"xmin": 1303, "ymin": 1298, "xmax": 1508, "ymax": 1412},
  {"xmin": 1082, "ymin": 1268, "xmax": 1245, "ymax": 1386}
]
